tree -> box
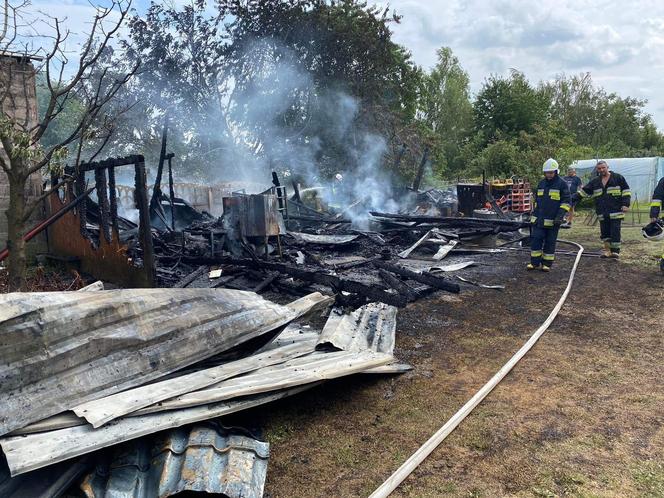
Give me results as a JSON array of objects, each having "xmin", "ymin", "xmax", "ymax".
[
  {"xmin": 474, "ymin": 71, "xmax": 549, "ymax": 143},
  {"xmin": 417, "ymin": 47, "xmax": 473, "ymax": 176},
  {"xmin": 0, "ymin": 0, "xmax": 138, "ymax": 291},
  {"xmin": 541, "ymin": 73, "xmax": 663, "ymax": 156},
  {"xmin": 115, "ymin": 0, "xmax": 421, "ymax": 182}
]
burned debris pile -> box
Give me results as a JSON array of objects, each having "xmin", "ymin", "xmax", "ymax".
[
  {"xmin": 130, "ymin": 173, "xmax": 527, "ymax": 309},
  {"xmin": 1, "ymin": 156, "xmax": 529, "ymax": 496}
]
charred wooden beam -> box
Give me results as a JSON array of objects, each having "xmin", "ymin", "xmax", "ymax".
[
  {"xmin": 378, "ymin": 269, "xmax": 418, "ymax": 302},
  {"xmin": 107, "ymin": 166, "xmax": 119, "ymax": 235},
  {"xmin": 332, "ymin": 256, "xmax": 382, "ymax": 271},
  {"xmin": 79, "ymin": 155, "xmax": 146, "ymax": 172},
  {"xmin": 75, "ymin": 172, "xmax": 88, "ymax": 239},
  {"xmin": 253, "ymin": 272, "xmax": 279, "ymax": 293},
  {"xmin": 372, "ymin": 260, "xmax": 461, "ymax": 294},
  {"xmin": 369, "ymin": 211, "xmax": 528, "ymax": 229},
  {"xmin": 170, "ymin": 256, "xmax": 407, "ymax": 307},
  {"xmin": 173, "ymin": 265, "xmax": 207, "ymax": 288},
  {"xmin": 134, "ymin": 158, "xmax": 155, "ymax": 287},
  {"xmin": 411, "ymin": 146, "xmax": 429, "ymax": 191},
  {"xmin": 94, "ymin": 168, "xmax": 111, "ymax": 244},
  {"xmin": 287, "ymin": 214, "xmax": 352, "ymax": 224}
]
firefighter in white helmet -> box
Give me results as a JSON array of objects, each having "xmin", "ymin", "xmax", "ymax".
[{"xmin": 527, "ymin": 158, "xmax": 571, "ymax": 271}]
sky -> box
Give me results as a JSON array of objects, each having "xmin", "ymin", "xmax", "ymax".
[
  {"xmin": 17, "ymin": 0, "xmax": 664, "ymax": 129},
  {"xmin": 377, "ymin": 0, "xmax": 664, "ymax": 128}
]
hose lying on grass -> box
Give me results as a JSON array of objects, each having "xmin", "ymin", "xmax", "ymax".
[{"xmin": 369, "ymin": 240, "xmax": 585, "ymax": 498}]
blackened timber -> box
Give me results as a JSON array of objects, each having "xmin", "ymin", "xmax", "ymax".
[
  {"xmin": 167, "ymin": 154, "xmax": 176, "ymax": 230},
  {"xmin": 332, "ymin": 256, "xmax": 381, "ymax": 271},
  {"xmin": 412, "ymin": 146, "xmax": 429, "ymax": 191},
  {"xmin": 94, "ymin": 168, "xmax": 111, "ymax": 244},
  {"xmin": 378, "ymin": 269, "xmax": 418, "ymax": 302},
  {"xmin": 369, "ymin": 212, "xmax": 528, "ymax": 229},
  {"xmin": 288, "ymin": 214, "xmax": 351, "ymax": 224},
  {"xmin": 253, "ymin": 272, "xmax": 279, "ymax": 293},
  {"xmin": 75, "ymin": 172, "xmax": 88, "ymax": 238},
  {"xmin": 79, "ymin": 155, "xmax": 145, "ymax": 172},
  {"xmin": 372, "ymin": 260, "xmax": 461, "ymax": 293},
  {"xmin": 107, "ymin": 166, "xmax": 119, "ymax": 235},
  {"xmin": 173, "ymin": 257, "xmax": 407, "ymax": 307},
  {"xmin": 173, "ymin": 265, "xmax": 207, "ymax": 288},
  {"xmin": 134, "ymin": 158, "xmax": 155, "ymax": 287}
]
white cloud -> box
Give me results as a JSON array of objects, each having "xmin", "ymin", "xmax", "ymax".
[
  {"xmin": 15, "ymin": 0, "xmax": 664, "ymax": 129},
  {"xmin": 381, "ymin": 0, "xmax": 664, "ymax": 128}
]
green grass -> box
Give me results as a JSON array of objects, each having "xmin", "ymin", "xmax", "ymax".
[
  {"xmin": 632, "ymin": 461, "xmax": 664, "ymax": 497},
  {"xmin": 566, "ymin": 209, "xmax": 664, "ymax": 268}
]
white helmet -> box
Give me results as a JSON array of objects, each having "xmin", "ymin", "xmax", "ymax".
[
  {"xmin": 642, "ymin": 219, "xmax": 664, "ymax": 241},
  {"xmin": 542, "ymin": 158, "xmax": 559, "ymax": 173}
]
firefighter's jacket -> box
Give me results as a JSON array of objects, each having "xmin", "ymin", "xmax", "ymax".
[
  {"xmin": 575, "ymin": 173, "xmax": 631, "ymax": 220},
  {"xmin": 530, "ymin": 175, "xmax": 571, "ymax": 228},
  {"xmin": 650, "ymin": 176, "xmax": 664, "ymax": 219}
]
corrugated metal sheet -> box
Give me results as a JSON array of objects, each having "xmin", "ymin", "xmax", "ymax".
[
  {"xmin": 129, "ymin": 350, "xmax": 392, "ymax": 415},
  {"xmin": 80, "ymin": 425, "xmax": 268, "ymax": 498},
  {"xmin": 0, "ymin": 386, "xmax": 314, "ymax": 476},
  {"xmin": 317, "ymin": 302, "xmax": 397, "ymax": 354},
  {"xmin": 0, "ymin": 289, "xmax": 330, "ymax": 437},
  {"xmin": 0, "ymin": 302, "xmax": 398, "ymax": 476},
  {"xmin": 73, "ymin": 338, "xmax": 319, "ymax": 428}
]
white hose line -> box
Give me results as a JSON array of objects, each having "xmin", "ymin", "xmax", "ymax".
[{"xmin": 369, "ymin": 241, "xmax": 585, "ymax": 498}]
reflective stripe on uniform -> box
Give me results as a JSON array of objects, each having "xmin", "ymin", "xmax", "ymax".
[
  {"xmin": 607, "ymin": 186, "xmax": 621, "ymax": 196},
  {"xmin": 530, "ymin": 216, "xmax": 537, "ymax": 223},
  {"xmin": 542, "ymin": 254, "xmax": 555, "ymax": 261},
  {"xmin": 543, "ymin": 219, "xmax": 554, "ymax": 227},
  {"xmin": 622, "ymin": 189, "xmax": 631, "ymax": 197},
  {"xmin": 592, "ymin": 189, "xmax": 603, "ymax": 197},
  {"xmin": 549, "ymin": 189, "xmax": 560, "ymax": 200},
  {"xmin": 560, "ymin": 203, "xmax": 571, "ymax": 212},
  {"xmin": 537, "ymin": 189, "xmax": 545, "ymax": 196},
  {"xmin": 609, "ymin": 212, "xmax": 624, "ymax": 219},
  {"xmin": 609, "ymin": 242, "xmax": 621, "ymax": 249},
  {"xmin": 651, "ymin": 200, "xmax": 663, "ymax": 207},
  {"xmin": 579, "ymin": 189, "xmax": 589, "ymax": 198},
  {"xmin": 597, "ymin": 214, "xmax": 605, "ymax": 221},
  {"xmin": 531, "ymin": 250, "xmax": 543, "ymax": 257}
]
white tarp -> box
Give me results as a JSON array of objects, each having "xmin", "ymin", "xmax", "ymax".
[{"xmin": 570, "ymin": 157, "xmax": 664, "ymax": 204}]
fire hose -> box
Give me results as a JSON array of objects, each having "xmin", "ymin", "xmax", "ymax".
[{"xmin": 369, "ymin": 240, "xmax": 585, "ymax": 498}]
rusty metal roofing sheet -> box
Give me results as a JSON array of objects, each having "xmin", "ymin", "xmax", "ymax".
[
  {"xmin": 80, "ymin": 424, "xmax": 268, "ymax": 498},
  {"xmin": 0, "ymin": 289, "xmax": 330, "ymax": 437}
]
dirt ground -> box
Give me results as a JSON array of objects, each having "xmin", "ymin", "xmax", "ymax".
[{"xmin": 237, "ymin": 222, "xmax": 664, "ymax": 497}]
